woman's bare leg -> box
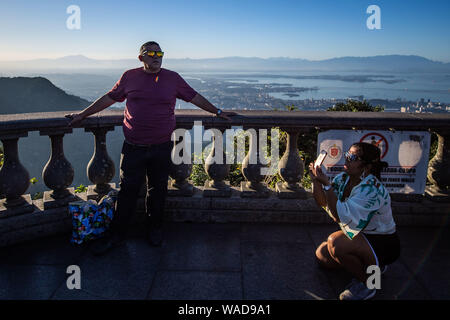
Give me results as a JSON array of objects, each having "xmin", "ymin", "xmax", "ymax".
[
  {"xmin": 327, "ymin": 231, "xmax": 377, "ymax": 283},
  {"xmin": 315, "ymin": 241, "xmax": 341, "ymax": 269}
]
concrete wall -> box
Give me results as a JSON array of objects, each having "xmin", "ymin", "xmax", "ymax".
[{"xmin": 1, "ymin": 185, "xmax": 448, "ymax": 247}]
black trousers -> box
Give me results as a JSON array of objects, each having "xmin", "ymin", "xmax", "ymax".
[{"xmin": 110, "ymin": 140, "xmax": 172, "ymax": 238}]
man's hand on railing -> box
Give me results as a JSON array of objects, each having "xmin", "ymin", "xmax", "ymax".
[
  {"xmin": 65, "ymin": 113, "xmax": 84, "ymax": 127},
  {"xmin": 217, "ymin": 111, "xmax": 237, "ymax": 121}
]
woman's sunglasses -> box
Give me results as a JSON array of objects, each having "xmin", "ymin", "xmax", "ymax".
[
  {"xmin": 143, "ymin": 51, "xmax": 164, "ymax": 58},
  {"xmin": 344, "ymin": 151, "xmax": 362, "ymax": 162}
]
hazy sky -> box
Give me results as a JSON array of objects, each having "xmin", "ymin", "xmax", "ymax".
[{"xmin": 1, "ymin": 0, "xmax": 449, "ymax": 62}]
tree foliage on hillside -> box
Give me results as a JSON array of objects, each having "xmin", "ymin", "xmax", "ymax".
[{"xmin": 327, "ymin": 99, "xmax": 384, "ymax": 112}]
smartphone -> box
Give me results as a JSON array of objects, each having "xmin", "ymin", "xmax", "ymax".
[{"xmin": 314, "ymin": 150, "xmax": 327, "ymax": 168}]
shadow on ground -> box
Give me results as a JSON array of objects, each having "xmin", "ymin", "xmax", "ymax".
[{"xmin": 0, "ymin": 222, "xmax": 449, "ymax": 300}]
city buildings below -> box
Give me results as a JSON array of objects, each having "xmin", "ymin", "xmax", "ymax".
[{"xmin": 400, "ymin": 98, "xmax": 450, "ymax": 113}]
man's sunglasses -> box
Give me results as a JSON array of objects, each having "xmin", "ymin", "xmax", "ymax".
[
  {"xmin": 344, "ymin": 151, "xmax": 362, "ymax": 162},
  {"xmin": 143, "ymin": 51, "xmax": 164, "ymax": 58}
]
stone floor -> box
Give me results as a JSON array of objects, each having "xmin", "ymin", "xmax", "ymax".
[{"xmin": 0, "ymin": 222, "xmax": 449, "ymax": 300}]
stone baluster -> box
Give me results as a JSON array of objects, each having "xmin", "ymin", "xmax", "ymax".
[
  {"xmin": 0, "ymin": 132, "xmax": 34, "ymax": 216},
  {"xmin": 203, "ymin": 127, "xmax": 231, "ymax": 197},
  {"xmin": 426, "ymin": 129, "xmax": 450, "ymax": 201},
  {"xmin": 276, "ymin": 129, "xmax": 307, "ymax": 199},
  {"xmin": 240, "ymin": 127, "xmax": 269, "ymax": 198},
  {"xmin": 85, "ymin": 127, "xmax": 116, "ymax": 200},
  {"xmin": 40, "ymin": 128, "xmax": 77, "ymax": 209},
  {"xmin": 169, "ymin": 129, "xmax": 193, "ymax": 196}
]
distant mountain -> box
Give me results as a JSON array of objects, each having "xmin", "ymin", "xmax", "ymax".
[
  {"xmin": 312, "ymin": 55, "xmax": 450, "ymax": 73},
  {"xmin": 1, "ymin": 54, "xmax": 449, "ymax": 73},
  {"xmin": 0, "ymin": 77, "xmax": 91, "ymax": 114},
  {"xmin": 166, "ymin": 55, "xmax": 450, "ymax": 73},
  {"xmin": 0, "ymin": 55, "xmax": 140, "ymax": 72}
]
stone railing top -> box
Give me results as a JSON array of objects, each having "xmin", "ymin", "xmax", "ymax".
[{"xmin": 1, "ymin": 110, "xmax": 450, "ymax": 135}]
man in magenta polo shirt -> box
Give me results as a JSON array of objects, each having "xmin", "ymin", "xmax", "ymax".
[{"xmin": 67, "ymin": 41, "xmax": 234, "ymax": 255}]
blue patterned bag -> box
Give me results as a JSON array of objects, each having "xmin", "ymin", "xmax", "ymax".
[{"xmin": 68, "ymin": 190, "xmax": 118, "ymax": 244}]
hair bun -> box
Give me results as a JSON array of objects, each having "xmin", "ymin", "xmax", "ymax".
[
  {"xmin": 375, "ymin": 161, "xmax": 388, "ymax": 170},
  {"xmin": 381, "ymin": 161, "xmax": 388, "ymax": 168}
]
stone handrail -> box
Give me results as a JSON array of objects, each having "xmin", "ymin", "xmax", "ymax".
[
  {"xmin": 2, "ymin": 109, "xmax": 450, "ymax": 130},
  {"xmin": 1, "ymin": 109, "xmax": 449, "ymax": 218}
]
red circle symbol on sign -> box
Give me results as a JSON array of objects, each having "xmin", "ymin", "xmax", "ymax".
[{"xmin": 359, "ymin": 132, "xmax": 388, "ymax": 159}]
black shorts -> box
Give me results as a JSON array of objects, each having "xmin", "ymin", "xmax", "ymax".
[{"xmin": 363, "ymin": 231, "xmax": 401, "ymax": 266}]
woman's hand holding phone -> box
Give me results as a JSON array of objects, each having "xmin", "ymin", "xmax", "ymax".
[{"xmin": 309, "ymin": 151, "xmax": 329, "ymax": 185}]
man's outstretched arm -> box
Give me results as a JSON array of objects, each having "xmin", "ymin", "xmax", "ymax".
[
  {"xmin": 66, "ymin": 93, "xmax": 116, "ymax": 126},
  {"xmin": 190, "ymin": 93, "xmax": 235, "ymax": 121}
]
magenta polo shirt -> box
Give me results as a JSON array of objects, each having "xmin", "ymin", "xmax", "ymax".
[{"xmin": 107, "ymin": 67, "xmax": 198, "ymax": 145}]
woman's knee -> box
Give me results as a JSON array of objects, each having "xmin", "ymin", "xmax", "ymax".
[
  {"xmin": 315, "ymin": 242, "xmax": 328, "ymax": 261},
  {"xmin": 327, "ymin": 231, "xmax": 347, "ymax": 259},
  {"xmin": 315, "ymin": 241, "xmax": 339, "ymax": 268}
]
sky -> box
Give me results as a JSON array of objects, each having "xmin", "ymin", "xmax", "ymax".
[{"xmin": 0, "ymin": 0, "xmax": 449, "ymax": 62}]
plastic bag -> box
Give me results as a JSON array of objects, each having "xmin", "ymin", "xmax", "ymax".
[{"xmin": 68, "ymin": 190, "xmax": 118, "ymax": 244}]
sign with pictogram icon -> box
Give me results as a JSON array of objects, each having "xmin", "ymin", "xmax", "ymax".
[
  {"xmin": 317, "ymin": 130, "xmax": 431, "ymax": 194},
  {"xmin": 359, "ymin": 132, "xmax": 388, "ymax": 159}
]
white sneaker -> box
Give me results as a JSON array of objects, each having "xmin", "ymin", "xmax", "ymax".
[{"xmin": 339, "ymin": 280, "xmax": 376, "ymax": 300}]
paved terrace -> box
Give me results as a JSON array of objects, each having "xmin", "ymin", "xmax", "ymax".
[{"xmin": 1, "ymin": 220, "xmax": 449, "ymax": 300}]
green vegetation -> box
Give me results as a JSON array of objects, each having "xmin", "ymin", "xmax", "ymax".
[
  {"xmin": 429, "ymin": 133, "xmax": 438, "ymax": 161},
  {"xmin": 327, "ymin": 99, "xmax": 384, "ymax": 112},
  {"xmin": 75, "ymin": 184, "xmax": 88, "ymax": 193},
  {"xmin": 188, "ymin": 99, "xmax": 392, "ymax": 191},
  {"xmin": 189, "ymin": 152, "xmax": 244, "ymax": 187}
]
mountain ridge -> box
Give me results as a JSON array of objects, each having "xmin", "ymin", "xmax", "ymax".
[
  {"xmin": 0, "ymin": 76, "xmax": 91, "ymax": 114},
  {"xmin": 1, "ymin": 54, "xmax": 449, "ymax": 73}
]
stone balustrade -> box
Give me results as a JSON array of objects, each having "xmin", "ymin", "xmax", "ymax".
[{"xmin": 0, "ymin": 110, "xmax": 449, "ymax": 246}]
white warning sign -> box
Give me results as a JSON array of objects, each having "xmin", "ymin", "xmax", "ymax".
[{"xmin": 317, "ymin": 130, "xmax": 431, "ymax": 194}]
